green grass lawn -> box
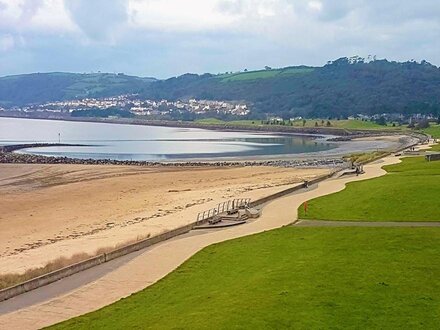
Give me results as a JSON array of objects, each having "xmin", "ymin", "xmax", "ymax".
[
  {"xmin": 50, "ymin": 227, "xmax": 440, "ymax": 329},
  {"xmin": 430, "ymin": 143, "xmax": 440, "ymax": 151},
  {"xmin": 194, "ymin": 118, "xmax": 404, "ymax": 131},
  {"xmin": 424, "ymin": 125, "xmax": 440, "ymax": 138},
  {"xmin": 299, "ymin": 156, "xmax": 440, "ymax": 221},
  {"xmin": 195, "ymin": 118, "xmax": 259, "ymax": 126}
]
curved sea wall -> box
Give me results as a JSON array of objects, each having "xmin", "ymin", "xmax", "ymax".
[{"xmin": 0, "ymin": 147, "xmax": 346, "ymax": 168}]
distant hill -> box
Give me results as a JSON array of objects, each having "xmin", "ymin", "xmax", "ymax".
[
  {"xmin": 0, "ymin": 72, "xmax": 156, "ymax": 107},
  {"xmin": 1, "ymin": 57, "xmax": 440, "ymax": 118},
  {"xmin": 141, "ymin": 58, "xmax": 440, "ymax": 119}
]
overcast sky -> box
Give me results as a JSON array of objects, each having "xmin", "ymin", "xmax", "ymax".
[{"xmin": 0, "ymin": 0, "xmax": 439, "ymax": 78}]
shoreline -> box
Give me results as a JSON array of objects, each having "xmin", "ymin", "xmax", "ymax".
[
  {"xmin": 0, "ymin": 112, "xmax": 404, "ymax": 137},
  {"xmin": 0, "ymin": 134, "xmax": 421, "ymax": 167}
]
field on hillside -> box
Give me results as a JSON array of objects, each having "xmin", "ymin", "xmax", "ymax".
[
  {"xmin": 218, "ymin": 67, "xmax": 314, "ymax": 82},
  {"xmin": 298, "ymin": 156, "xmax": 440, "ymax": 221},
  {"xmin": 51, "ymin": 227, "xmax": 440, "ymax": 329}
]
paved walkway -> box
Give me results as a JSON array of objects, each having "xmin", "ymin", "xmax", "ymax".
[
  {"xmin": 0, "ymin": 154, "xmax": 426, "ymax": 329},
  {"xmin": 295, "ymin": 220, "xmax": 440, "ymax": 227}
]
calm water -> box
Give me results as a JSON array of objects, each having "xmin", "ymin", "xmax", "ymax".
[{"xmin": 0, "ymin": 117, "xmax": 335, "ymax": 161}]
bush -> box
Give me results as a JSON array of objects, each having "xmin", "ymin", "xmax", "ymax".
[
  {"xmin": 416, "ymin": 119, "xmax": 430, "ymax": 129},
  {"xmin": 375, "ymin": 116, "xmax": 387, "ymax": 126}
]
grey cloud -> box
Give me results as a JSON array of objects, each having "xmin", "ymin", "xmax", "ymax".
[
  {"xmin": 64, "ymin": 0, "xmax": 128, "ymax": 41},
  {"xmin": 1, "ymin": 0, "xmax": 440, "ymax": 77},
  {"xmin": 317, "ymin": 1, "xmax": 360, "ymax": 22},
  {"xmin": 301, "ymin": 0, "xmax": 440, "ymax": 25},
  {"xmin": 217, "ymin": 0, "xmax": 245, "ymax": 15},
  {"xmin": 351, "ymin": 0, "xmax": 440, "ymax": 25},
  {"xmin": 19, "ymin": 0, "xmax": 45, "ymax": 21}
]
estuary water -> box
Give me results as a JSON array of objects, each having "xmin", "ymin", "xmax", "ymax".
[{"xmin": 0, "ymin": 117, "xmax": 335, "ymax": 161}]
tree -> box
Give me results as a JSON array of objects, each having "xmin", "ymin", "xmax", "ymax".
[
  {"xmin": 416, "ymin": 119, "xmax": 430, "ymax": 129},
  {"xmin": 375, "ymin": 116, "xmax": 387, "ymax": 126},
  {"xmin": 302, "ymin": 119, "xmax": 306, "ymax": 126},
  {"xmin": 315, "ymin": 121, "xmax": 319, "ymax": 127},
  {"xmin": 326, "ymin": 120, "xmax": 332, "ymax": 127}
]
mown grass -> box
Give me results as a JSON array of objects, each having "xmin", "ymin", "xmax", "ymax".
[
  {"xmin": 430, "ymin": 143, "xmax": 440, "ymax": 151},
  {"xmin": 195, "ymin": 118, "xmax": 260, "ymax": 126},
  {"xmin": 299, "ymin": 156, "xmax": 440, "ymax": 221},
  {"xmin": 423, "ymin": 124, "xmax": 440, "ymax": 138},
  {"xmin": 50, "ymin": 227, "xmax": 440, "ymax": 329},
  {"xmin": 194, "ymin": 118, "xmax": 404, "ymax": 131}
]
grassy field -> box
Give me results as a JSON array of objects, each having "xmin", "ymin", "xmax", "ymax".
[
  {"xmin": 424, "ymin": 124, "xmax": 440, "ymax": 138},
  {"xmin": 299, "ymin": 156, "xmax": 440, "ymax": 221},
  {"xmin": 195, "ymin": 118, "xmax": 404, "ymax": 131},
  {"xmin": 51, "ymin": 227, "xmax": 440, "ymax": 329},
  {"xmin": 430, "ymin": 143, "xmax": 440, "ymax": 151},
  {"xmin": 218, "ymin": 67, "xmax": 314, "ymax": 82},
  {"xmin": 344, "ymin": 151, "xmax": 389, "ymax": 164}
]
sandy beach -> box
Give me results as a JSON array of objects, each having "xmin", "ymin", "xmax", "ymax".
[{"xmin": 0, "ymin": 163, "xmax": 330, "ymax": 274}]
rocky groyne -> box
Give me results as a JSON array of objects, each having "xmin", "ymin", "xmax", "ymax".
[
  {"xmin": 0, "ymin": 143, "xmax": 88, "ymax": 153},
  {"xmin": 0, "ymin": 144, "xmax": 346, "ymax": 168}
]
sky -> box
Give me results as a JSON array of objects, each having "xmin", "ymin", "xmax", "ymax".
[{"xmin": 0, "ymin": 0, "xmax": 439, "ymax": 78}]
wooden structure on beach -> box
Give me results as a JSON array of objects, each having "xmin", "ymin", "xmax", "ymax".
[
  {"xmin": 196, "ymin": 198, "xmax": 251, "ymax": 224},
  {"xmin": 195, "ymin": 198, "xmax": 261, "ymax": 229}
]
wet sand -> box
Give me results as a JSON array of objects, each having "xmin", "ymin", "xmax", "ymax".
[{"xmin": 0, "ymin": 164, "xmax": 330, "ymax": 274}]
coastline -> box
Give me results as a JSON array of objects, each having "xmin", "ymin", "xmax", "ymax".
[
  {"xmin": 0, "ymin": 132, "xmax": 419, "ymax": 166},
  {"xmin": 0, "ymin": 112, "xmax": 403, "ymax": 137}
]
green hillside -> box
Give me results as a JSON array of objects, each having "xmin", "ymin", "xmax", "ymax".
[
  {"xmin": 218, "ymin": 66, "xmax": 315, "ymax": 82},
  {"xmin": 1, "ymin": 57, "xmax": 440, "ymax": 119},
  {"xmin": 0, "ymin": 72, "xmax": 155, "ymax": 106},
  {"xmin": 142, "ymin": 58, "xmax": 440, "ymax": 119}
]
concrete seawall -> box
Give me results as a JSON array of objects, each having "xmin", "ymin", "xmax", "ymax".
[{"xmin": 0, "ymin": 223, "xmax": 194, "ymax": 302}]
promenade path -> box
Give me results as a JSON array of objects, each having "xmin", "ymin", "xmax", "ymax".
[{"xmin": 0, "ymin": 153, "xmax": 421, "ymax": 329}]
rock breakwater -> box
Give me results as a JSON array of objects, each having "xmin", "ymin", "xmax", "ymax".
[{"xmin": 0, "ymin": 144, "xmax": 346, "ymax": 168}]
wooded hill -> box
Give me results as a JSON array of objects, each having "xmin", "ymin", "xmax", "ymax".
[{"xmin": 1, "ymin": 57, "xmax": 440, "ymax": 118}]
